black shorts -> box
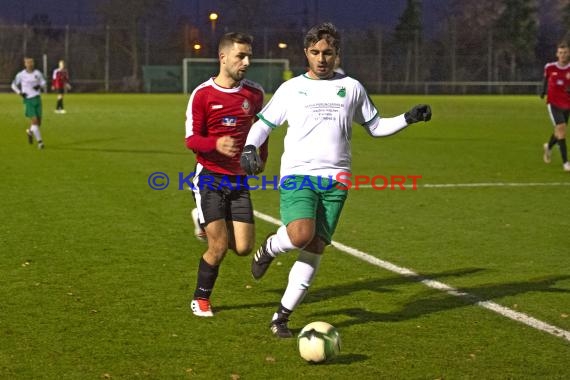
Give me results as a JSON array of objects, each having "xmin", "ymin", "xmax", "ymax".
[
  {"xmin": 547, "ymin": 104, "xmax": 570, "ymax": 125},
  {"xmin": 191, "ymin": 165, "xmax": 254, "ymax": 227}
]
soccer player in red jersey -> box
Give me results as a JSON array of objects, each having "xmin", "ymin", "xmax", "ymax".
[
  {"xmin": 541, "ymin": 42, "xmax": 570, "ymax": 171},
  {"xmin": 185, "ymin": 32, "xmax": 268, "ymax": 317},
  {"xmin": 51, "ymin": 60, "xmax": 71, "ymax": 114}
]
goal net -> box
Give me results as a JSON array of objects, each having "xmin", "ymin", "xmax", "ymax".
[{"xmin": 182, "ymin": 58, "xmax": 290, "ymax": 94}]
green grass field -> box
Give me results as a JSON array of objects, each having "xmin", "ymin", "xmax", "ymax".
[{"xmin": 1, "ymin": 93, "xmax": 569, "ymax": 379}]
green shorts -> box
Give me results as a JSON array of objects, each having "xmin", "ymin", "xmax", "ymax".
[
  {"xmin": 279, "ymin": 175, "xmax": 348, "ymax": 244},
  {"xmin": 24, "ymin": 96, "xmax": 42, "ymax": 119}
]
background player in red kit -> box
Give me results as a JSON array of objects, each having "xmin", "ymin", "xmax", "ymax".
[
  {"xmin": 52, "ymin": 59, "xmax": 71, "ymax": 114},
  {"xmin": 185, "ymin": 32, "xmax": 267, "ymax": 317},
  {"xmin": 541, "ymin": 42, "xmax": 570, "ymax": 172}
]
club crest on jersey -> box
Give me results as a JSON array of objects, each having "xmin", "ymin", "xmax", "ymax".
[
  {"xmin": 336, "ymin": 86, "xmax": 346, "ymax": 97},
  {"xmin": 242, "ymin": 99, "xmax": 250, "ymax": 113},
  {"xmin": 221, "ymin": 116, "xmax": 237, "ymax": 127}
]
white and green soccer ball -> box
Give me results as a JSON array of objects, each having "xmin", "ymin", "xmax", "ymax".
[{"xmin": 297, "ymin": 321, "xmax": 341, "ymax": 363}]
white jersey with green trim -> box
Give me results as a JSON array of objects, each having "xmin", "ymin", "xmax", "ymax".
[
  {"xmin": 258, "ymin": 73, "xmax": 378, "ymax": 178},
  {"xmin": 11, "ymin": 69, "xmax": 46, "ymax": 98}
]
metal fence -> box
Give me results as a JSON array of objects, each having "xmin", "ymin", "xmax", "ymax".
[
  {"xmin": 0, "ymin": 23, "xmax": 547, "ymax": 95},
  {"xmin": 0, "ymin": 24, "xmax": 141, "ymax": 92}
]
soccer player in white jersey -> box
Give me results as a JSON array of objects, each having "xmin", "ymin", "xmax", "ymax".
[
  {"xmin": 11, "ymin": 57, "xmax": 47, "ymax": 149},
  {"xmin": 240, "ymin": 22, "xmax": 432, "ymax": 338}
]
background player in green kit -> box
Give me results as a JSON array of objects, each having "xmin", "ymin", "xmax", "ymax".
[
  {"xmin": 240, "ymin": 22, "xmax": 432, "ymax": 338},
  {"xmin": 11, "ymin": 57, "xmax": 47, "ymax": 149}
]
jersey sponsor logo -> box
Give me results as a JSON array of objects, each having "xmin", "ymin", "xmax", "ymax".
[
  {"xmin": 211, "ymin": 104, "xmax": 223, "ymax": 110},
  {"xmin": 221, "ymin": 116, "xmax": 237, "ymax": 126}
]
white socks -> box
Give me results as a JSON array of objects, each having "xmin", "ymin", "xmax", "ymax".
[
  {"xmin": 280, "ymin": 251, "xmax": 322, "ymax": 311},
  {"xmin": 30, "ymin": 124, "xmax": 42, "ymax": 142},
  {"xmin": 266, "ymin": 225, "xmax": 297, "ymax": 257}
]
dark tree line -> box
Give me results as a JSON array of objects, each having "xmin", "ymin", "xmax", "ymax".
[{"xmin": 1, "ymin": 0, "xmax": 569, "ymax": 92}]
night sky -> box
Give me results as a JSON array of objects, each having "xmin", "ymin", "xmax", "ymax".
[{"xmin": 0, "ymin": 0, "xmax": 560, "ymax": 48}]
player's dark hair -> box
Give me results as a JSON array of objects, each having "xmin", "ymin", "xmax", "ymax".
[
  {"xmin": 558, "ymin": 41, "xmax": 569, "ymax": 49},
  {"xmin": 219, "ymin": 32, "xmax": 253, "ymax": 52},
  {"xmin": 304, "ymin": 22, "xmax": 340, "ymax": 52}
]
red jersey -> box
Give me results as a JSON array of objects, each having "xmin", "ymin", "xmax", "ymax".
[
  {"xmin": 185, "ymin": 78, "xmax": 266, "ymax": 175},
  {"xmin": 52, "ymin": 68, "xmax": 69, "ymax": 89},
  {"xmin": 544, "ymin": 61, "xmax": 570, "ymax": 109}
]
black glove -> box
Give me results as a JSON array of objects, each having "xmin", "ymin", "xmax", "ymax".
[
  {"xmin": 404, "ymin": 104, "xmax": 432, "ymax": 124},
  {"xmin": 33, "ymin": 85, "xmax": 41, "ymax": 91},
  {"xmin": 240, "ymin": 145, "xmax": 263, "ymax": 175},
  {"xmin": 21, "ymin": 92, "xmax": 27, "ymax": 99}
]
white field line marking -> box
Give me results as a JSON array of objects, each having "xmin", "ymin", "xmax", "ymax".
[
  {"xmin": 358, "ymin": 182, "xmax": 570, "ymax": 189},
  {"xmin": 253, "ymin": 210, "xmax": 570, "ymax": 342}
]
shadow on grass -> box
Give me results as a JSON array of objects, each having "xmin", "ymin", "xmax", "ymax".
[
  {"xmin": 305, "ymin": 273, "xmax": 570, "ymax": 329},
  {"xmin": 302, "ymin": 267, "xmax": 486, "ymax": 304},
  {"xmin": 218, "ymin": 268, "xmax": 569, "ymax": 331},
  {"xmin": 309, "ymin": 353, "xmax": 369, "ymax": 365},
  {"xmin": 216, "ymin": 267, "xmax": 482, "ymax": 313}
]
